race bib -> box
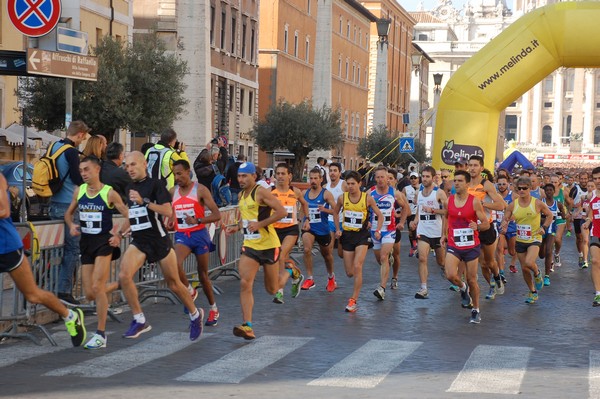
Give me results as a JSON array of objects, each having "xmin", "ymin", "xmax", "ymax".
[
  {"xmin": 343, "ymin": 210, "xmax": 363, "ymax": 229},
  {"xmin": 372, "ymin": 209, "xmax": 392, "ymax": 230},
  {"xmin": 453, "ymin": 228, "xmax": 474, "ymax": 247},
  {"xmin": 175, "ymin": 209, "xmax": 197, "ymax": 229},
  {"xmin": 80, "ymin": 211, "xmax": 102, "ymax": 234},
  {"xmin": 495, "ymin": 211, "xmax": 504, "ymax": 222},
  {"xmin": 242, "ymin": 219, "xmax": 261, "ymax": 240},
  {"xmin": 129, "ymin": 206, "xmax": 152, "ymax": 231},
  {"xmin": 517, "ymin": 224, "xmax": 532, "ymax": 240},
  {"xmin": 280, "ymin": 205, "xmax": 296, "ymax": 224},
  {"xmin": 308, "ymin": 207, "xmax": 321, "ymax": 223}
]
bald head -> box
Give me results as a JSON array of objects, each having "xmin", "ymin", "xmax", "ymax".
[{"xmin": 125, "ymin": 151, "xmax": 148, "ymax": 181}]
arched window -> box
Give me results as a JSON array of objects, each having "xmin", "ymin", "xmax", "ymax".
[
  {"xmin": 542, "ymin": 125, "xmax": 552, "ymax": 144},
  {"xmin": 594, "ymin": 126, "xmax": 600, "ymax": 145}
]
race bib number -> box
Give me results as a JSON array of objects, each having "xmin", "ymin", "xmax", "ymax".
[
  {"xmin": 496, "ymin": 211, "xmax": 504, "ymax": 222},
  {"xmin": 309, "ymin": 207, "xmax": 321, "ymax": 223},
  {"xmin": 80, "ymin": 211, "xmax": 102, "ymax": 234},
  {"xmin": 242, "ymin": 219, "xmax": 261, "ymax": 240},
  {"xmin": 453, "ymin": 228, "xmax": 474, "ymax": 247},
  {"xmin": 175, "ymin": 209, "xmax": 196, "ymax": 229},
  {"xmin": 280, "ymin": 205, "xmax": 296, "ymax": 224},
  {"xmin": 372, "ymin": 209, "xmax": 392, "ymax": 230},
  {"xmin": 517, "ymin": 224, "xmax": 532, "ymax": 240},
  {"xmin": 129, "ymin": 207, "xmax": 152, "ymax": 231},
  {"xmin": 343, "ymin": 210, "xmax": 363, "ymax": 229}
]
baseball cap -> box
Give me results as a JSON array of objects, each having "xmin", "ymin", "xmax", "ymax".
[
  {"xmin": 454, "ymin": 157, "xmax": 468, "ymax": 166},
  {"xmin": 409, "ymin": 172, "xmax": 419, "ymax": 178},
  {"xmin": 238, "ymin": 162, "xmax": 256, "ymax": 174}
]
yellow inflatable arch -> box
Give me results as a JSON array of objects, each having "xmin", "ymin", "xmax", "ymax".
[{"xmin": 432, "ymin": 1, "xmax": 600, "ymax": 172}]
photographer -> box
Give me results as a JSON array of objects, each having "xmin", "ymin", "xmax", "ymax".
[{"xmin": 145, "ymin": 128, "xmax": 190, "ymax": 190}]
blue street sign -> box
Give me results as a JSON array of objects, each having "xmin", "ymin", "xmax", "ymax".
[
  {"xmin": 57, "ymin": 27, "xmax": 89, "ymax": 55},
  {"xmin": 399, "ymin": 137, "xmax": 415, "ymax": 153}
]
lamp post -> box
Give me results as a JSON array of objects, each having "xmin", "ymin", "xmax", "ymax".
[
  {"xmin": 431, "ymin": 73, "xmax": 443, "ymax": 155},
  {"xmin": 372, "ymin": 18, "xmax": 391, "ymax": 130}
]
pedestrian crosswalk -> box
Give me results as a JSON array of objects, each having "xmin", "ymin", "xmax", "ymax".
[{"xmin": 0, "ymin": 332, "xmax": 596, "ymax": 396}]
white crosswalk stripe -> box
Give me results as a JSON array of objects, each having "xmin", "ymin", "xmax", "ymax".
[
  {"xmin": 447, "ymin": 345, "xmax": 533, "ymax": 394},
  {"xmin": 589, "ymin": 350, "xmax": 600, "ymax": 399},
  {"xmin": 308, "ymin": 339, "xmax": 422, "ymax": 388},
  {"xmin": 0, "ymin": 333, "xmax": 69, "ymax": 368},
  {"xmin": 44, "ymin": 332, "xmax": 210, "ymax": 378},
  {"xmin": 176, "ymin": 335, "xmax": 313, "ymax": 383}
]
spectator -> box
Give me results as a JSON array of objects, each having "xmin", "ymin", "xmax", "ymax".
[
  {"xmin": 144, "ymin": 128, "xmax": 190, "ymax": 190},
  {"xmin": 100, "ymin": 142, "xmax": 132, "ymax": 204},
  {"xmin": 140, "ymin": 142, "xmax": 154, "ymax": 156},
  {"xmin": 194, "ymin": 147, "xmax": 219, "ymax": 189},
  {"xmin": 255, "ymin": 166, "xmax": 271, "ymax": 188},
  {"xmin": 212, "ymin": 136, "xmax": 229, "ymax": 174},
  {"xmin": 316, "ymin": 157, "xmax": 329, "ymax": 186},
  {"xmin": 49, "ymin": 120, "xmax": 90, "ymax": 305},
  {"xmin": 82, "ymin": 135, "xmax": 107, "ymax": 159},
  {"xmin": 226, "ymin": 154, "xmax": 245, "ymax": 205}
]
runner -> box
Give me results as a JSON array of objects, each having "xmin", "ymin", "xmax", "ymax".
[
  {"xmin": 500, "ymin": 176, "xmax": 553, "ymax": 304},
  {"xmin": 168, "ymin": 160, "xmax": 222, "ymax": 326},
  {"xmin": 64, "ymin": 156, "xmax": 130, "ymax": 349},
  {"xmin": 118, "ymin": 151, "xmax": 204, "ymax": 340},
  {"xmin": 369, "ymin": 166, "xmax": 408, "ymax": 300},
  {"xmin": 442, "ymin": 170, "xmax": 489, "ymax": 324},
  {"xmin": 583, "ymin": 166, "xmax": 600, "ymax": 306},
  {"xmin": 333, "ymin": 171, "xmax": 383, "ymax": 312},
  {"xmin": 0, "ymin": 173, "xmax": 86, "ymax": 347},
  {"xmin": 495, "ymin": 175, "xmax": 518, "ymax": 275},
  {"xmin": 271, "ymin": 163, "xmax": 307, "ymax": 303},
  {"xmin": 539, "ymin": 183, "xmax": 565, "ymax": 286},
  {"xmin": 388, "ymin": 168, "xmax": 409, "ymax": 289},
  {"xmin": 551, "ymin": 174, "xmax": 567, "ymax": 267},
  {"xmin": 300, "ymin": 168, "xmax": 339, "ymax": 292},
  {"xmin": 324, "ymin": 162, "xmax": 347, "ymax": 260},
  {"xmin": 570, "ymin": 172, "xmax": 591, "ymax": 268},
  {"xmin": 409, "ymin": 166, "xmax": 448, "ymax": 299},
  {"xmin": 403, "ymin": 172, "xmax": 419, "ymax": 257},
  {"xmin": 225, "ymin": 162, "xmax": 287, "ymax": 339},
  {"xmin": 466, "ymin": 156, "xmax": 506, "ymax": 300}
]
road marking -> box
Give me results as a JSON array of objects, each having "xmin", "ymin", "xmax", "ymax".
[
  {"xmin": 590, "ymin": 350, "xmax": 600, "ymax": 398},
  {"xmin": 176, "ymin": 335, "xmax": 313, "ymax": 383},
  {"xmin": 44, "ymin": 332, "xmax": 209, "ymax": 378},
  {"xmin": 308, "ymin": 339, "xmax": 422, "ymax": 388},
  {"xmin": 447, "ymin": 345, "xmax": 532, "ymax": 394},
  {"xmin": 0, "ymin": 333, "xmax": 69, "ymax": 368}
]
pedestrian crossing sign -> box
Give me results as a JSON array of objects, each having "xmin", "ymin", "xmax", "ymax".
[{"xmin": 399, "ymin": 137, "xmax": 415, "ymax": 153}]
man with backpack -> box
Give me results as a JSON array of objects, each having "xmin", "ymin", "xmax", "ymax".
[
  {"xmin": 144, "ymin": 129, "xmax": 190, "ymax": 190},
  {"xmin": 48, "ymin": 120, "xmax": 90, "ymax": 305},
  {"xmin": 194, "ymin": 138, "xmax": 231, "ymax": 208}
]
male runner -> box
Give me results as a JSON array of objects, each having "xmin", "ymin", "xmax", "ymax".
[
  {"xmin": 409, "ymin": 166, "xmax": 447, "ymax": 299},
  {"xmin": 65, "ymin": 156, "xmax": 130, "ymax": 349},
  {"xmin": 442, "ymin": 170, "xmax": 489, "ymax": 324},
  {"xmin": 118, "ymin": 152, "xmax": 204, "ymax": 340},
  {"xmin": 0, "ymin": 173, "xmax": 86, "ymax": 346},
  {"xmin": 540, "ymin": 183, "xmax": 564, "ymax": 286},
  {"xmin": 495, "ymin": 175, "xmax": 517, "ymax": 275},
  {"xmin": 551, "ymin": 174, "xmax": 567, "ymax": 267},
  {"xmin": 388, "ymin": 169, "xmax": 409, "ymax": 289},
  {"xmin": 169, "ymin": 160, "xmax": 222, "ymax": 326},
  {"xmin": 300, "ymin": 168, "xmax": 339, "ymax": 292},
  {"xmin": 570, "ymin": 172, "xmax": 591, "ymax": 268},
  {"xmin": 583, "ymin": 166, "xmax": 600, "ymax": 306},
  {"xmin": 225, "ymin": 162, "xmax": 286, "ymax": 339},
  {"xmin": 333, "ymin": 171, "xmax": 383, "ymax": 312},
  {"xmin": 403, "ymin": 172, "xmax": 420, "ymax": 257},
  {"xmin": 324, "ymin": 162, "xmax": 347, "ymax": 259}
]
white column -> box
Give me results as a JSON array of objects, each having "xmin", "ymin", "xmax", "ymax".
[
  {"xmin": 521, "ymin": 89, "xmax": 530, "ymax": 143},
  {"xmin": 584, "ymin": 69, "xmax": 595, "ymax": 148},
  {"xmin": 312, "ymin": 0, "xmax": 332, "ymax": 108},
  {"xmin": 372, "ymin": 42, "xmax": 388, "ymax": 129},
  {"xmin": 552, "ymin": 68, "xmax": 563, "ymax": 146},
  {"xmin": 531, "ymin": 82, "xmax": 542, "ymax": 144},
  {"xmin": 175, "ymin": 0, "xmax": 212, "ymax": 161}
]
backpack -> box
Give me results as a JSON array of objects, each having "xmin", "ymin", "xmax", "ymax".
[
  {"xmin": 211, "ymin": 164, "xmax": 231, "ymax": 207},
  {"xmin": 32, "ymin": 142, "xmax": 73, "ymax": 197},
  {"xmin": 146, "ymin": 146, "xmax": 174, "ymax": 182},
  {"xmin": 319, "ymin": 165, "xmax": 328, "ymax": 186}
]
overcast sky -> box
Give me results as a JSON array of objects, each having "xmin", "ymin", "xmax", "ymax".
[{"xmin": 400, "ymin": 0, "xmax": 469, "ymax": 12}]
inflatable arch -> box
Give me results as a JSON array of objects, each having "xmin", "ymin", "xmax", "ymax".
[{"xmin": 432, "ymin": 1, "xmax": 600, "ymax": 172}]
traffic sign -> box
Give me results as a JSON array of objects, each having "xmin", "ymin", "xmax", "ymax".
[
  {"xmin": 399, "ymin": 137, "xmax": 415, "ymax": 153},
  {"xmin": 7, "ymin": 0, "xmax": 62, "ymax": 38},
  {"xmin": 27, "ymin": 48, "xmax": 98, "ymax": 81},
  {"xmin": 0, "ymin": 50, "xmax": 29, "ymax": 76},
  {"xmin": 57, "ymin": 27, "xmax": 89, "ymax": 55}
]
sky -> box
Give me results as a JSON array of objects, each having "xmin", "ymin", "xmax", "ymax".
[{"xmin": 400, "ymin": 0, "xmax": 469, "ymax": 12}]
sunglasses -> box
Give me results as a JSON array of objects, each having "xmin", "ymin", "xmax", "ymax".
[
  {"xmin": 410, "ymin": 176, "xmax": 418, "ymax": 179},
  {"xmin": 441, "ymin": 176, "xmax": 450, "ymax": 179},
  {"xmin": 517, "ymin": 186, "xmax": 529, "ymax": 191}
]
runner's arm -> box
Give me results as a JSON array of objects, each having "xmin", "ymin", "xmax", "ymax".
[
  {"xmin": 255, "ymin": 187, "xmax": 287, "ymax": 229},
  {"xmin": 537, "ymin": 200, "xmax": 554, "ymax": 232},
  {"xmin": 395, "ymin": 190, "xmax": 410, "ymax": 228},
  {"xmin": 368, "ymin": 195, "xmax": 384, "ymax": 233},
  {"xmin": 109, "ymin": 188, "xmax": 131, "ymax": 235},
  {"xmin": 294, "ymin": 187, "xmax": 310, "ymax": 221},
  {"xmin": 473, "ymin": 198, "xmax": 490, "ymax": 231},
  {"xmin": 197, "ymin": 184, "xmax": 222, "ymax": 224},
  {"xmin": 64, "ymin": 187, "xmax": 80, "ymax": 232},
  {"xmin": 482, "ymin": 180, "xmax": 506, "ymax": 211}
]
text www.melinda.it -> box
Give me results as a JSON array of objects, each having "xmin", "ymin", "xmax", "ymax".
[{"xmin": 477, "ymin": 39, "xmax": 540, "ymax": 90}]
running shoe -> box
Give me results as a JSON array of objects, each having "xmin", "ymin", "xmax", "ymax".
[
  {"xmin": 415, "ymin": 250, "xmax": 419, "ymax": 259},
  {"xmin": 374, "ymin": 286, "xmax": 385, "ymax": 300},
  {"xmin": 543, "ymin": 275, "xmax": 551, "ymax": 286},
  {"xmin": 58, "ymin": 293, "xmax": 80, "ymax": 306},
  {"xmin": 534, "ymin": 273, "xmax": 544, "ymax": 291},
  {"xmin": 83, "ymin": 333, "xmax": 106, "ymax": 350},
  {"xmin": 496, "ymin": 279, "xmax": 505, "ymax": 295},
  {"xmin": 582, "ymin": 261, "xmax": 589, "ymax": 269},
  {"xmin": 469, "ymin": 309, "xmax": 481, "ymax": 324},
  {"xmin": 391, "ymin": 278, "xmax": 398, "ymax": 290},
  {"xmin": 65, "ymin": 307, "xmax": 86, "ymax": 347},
  {"xmin": 414, "ymin": 288, "xmax": 429, "ymax": 299},
  {"xmin": 579, "ymin": 255, "xmax": 584, "ymax": 268},
  {"xmin": 593, "ymin": 295, "xmax": 600, "ymax": 307},
  {"xmin": 123, "ymin": 320, "xmax": 152, "ymax": 339},
  {"xmin": 191, "ymin": 287, "xmax": 198, "ymax": 301},
  {"xmin": 205, "ymin": 309, "xmax": 220, "ymax": 326},
  {"xmin": 500, "ymin": 273, "xmax": 508, "ymax": 286},
  {"xmin": 273, "ymin": 291, "xmax": 284, "ymax": 304},
  {"xmin": 409, "ymin": 246, "xmax": 415, "ymax": 257},
  {"xmin": 485, "ymin": 284, "xmax": 496, "ymax": 300},
  {"xmin": 460, "ymin": 287, "xmax": 472, "ymax": 309},
  {"xmin": 326, "ymin": 276, "xmax": 337, "ymax": 292},
  {"xmin": 302, "ymin": 278, "xmax": 316, "ymax": 290},
  {"xmin": 345, "ymin": 298, "xmax": 357, "ymax": 312},
  {"xmin": 449, "ymin": 284, "xmax": 460, "ymax": 292},
  {"xmin": 291, "ymin": 274, "xmax": 304, "ymax": 298},
  {"xmin": 189, "ymin": 308, "xmax": 204, "ymax": 341},
  {"xmin": 566, "ymin": 230, "xmax": 572, "ymax": 237},
  {"xmin": 509, "ymin": 265, "xmax": 518, "ymax": 273},
  {"xmin": 550, "ymin": 264, "xmax": 554, "ymax": 273},
  {"xmin": 233, "ymin": 323, "xmax": 256, "ymax": 340},
  {"xmin": 554, "ymin": 252, "xmax": 561, "ymax": 267},
  {"xmin": 525, "ymin": 291, "xmax": 538, "ymax": 304}
]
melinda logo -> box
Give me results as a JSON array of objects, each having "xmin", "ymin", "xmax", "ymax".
[{"xmin": 441, "ymin": 140, "xmax": 484, "ymax": 165}]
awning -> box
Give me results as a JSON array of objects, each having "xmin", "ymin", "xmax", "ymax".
[
  {"xmin": 6, "ymin": 123, "xmax": 60, "ymax": 146},
  {"xmin": 0, "ymin": 128, "xmax": 37, "ymax": 148}
]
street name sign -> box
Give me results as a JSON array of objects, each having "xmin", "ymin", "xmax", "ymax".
[{"xmin": 27, "ymin": 48, "xmax": 98, "ymax": 81}]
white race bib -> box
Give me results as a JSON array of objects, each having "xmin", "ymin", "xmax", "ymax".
[
  {"xmin": 80, "ymin": 211, "xmax": 102, "ymax": 234},
  {"xmin": 175, "ymin": 209, "xmax": 196, "ymax": 229},
  {"xmin": 242, "ymin": 219, "xmax": 261, "ymax": 240},
  {"xmin": 453, "ymin": 228, "xmax": 475, "ymax": 247},
  {"xmin": 280, "ymin": 205, "xmax": 295, "ymax": 224},
  {"xmin": 516, "ymin": 224, "xmax": 532, "ymax": 240},
  {"xmin": 129, "ymin": 206, "xmax": 152, "ymax": 231},
  {"xmin": 309, "ymin": 207, "xmax": 321, "ymax": 223},
  {"xmin": 372, "ymin": 208, "xmax": 392, "ymax": 230},
  {"xmin": 343, "ymin": 210, "xmax": 364, "ymax": 229}
]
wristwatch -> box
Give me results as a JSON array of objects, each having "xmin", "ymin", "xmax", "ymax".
[{"xmin": 143, "ymin": 197, "xmax": 151, "ymax": 206}]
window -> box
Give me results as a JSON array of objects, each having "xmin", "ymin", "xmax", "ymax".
[
  {"xmin": 354, "ymin": 26, "xmax": 357, "ymax": 42},
  {"xmin": 352, "ymin": 64, "xmax": 355, "ymax": 83},
  {"xmin": 240, "ymin": 89, "xmax": 245, "ymax": 114},
  {"xmin": 345, "ymin": 60, "xmax": 349, "ymax": 79},
  {"xmin": 543, "ymin": 75, "xmax": 553, "ymax": 94},
  {"xmin": 351, "ymin": 113, "xmax": 355, "ymax": 138},
  {"xmin": 210, "ymin": 6, "xmax": 216, "ymax": 44},
  {"xmin": 357, "ymin": 66, "xmax": 360, "ymax": 85},
  {"xmin": 544, "ymin": 102, "xmax": 553, "ymax": 108},
  {"xmin": 248, "ymin": 146, "xmax": 253, "ymax": 162},
  {"xmin": 338, "ymin": 57, "xmax": 342, "ymax": 76},
  {"xmin": 220, "ymin": 10, "xmax": 226, "ymax": 49},
  {"xmin": 417, "ymin": 33, "xmax": 428, "ymax": 41},
  {"xmin": 365, "ymin": 33, "xmax": 369, "ymax": 50},
  {"xmin": 305, "ymin": 37, "xmax": 310, "ymax": 63},
  {"xmin": 359, "ymin": 29, "xmax": 362, "ymax": 46},
  {"xmin": 595, "ymin": 127, "xmax": 600, "ymax": 145},
  {"xmin": 294, "ymin": 31, "xmax": 299, "ymax": 57},
  {"xmin": 248, "ymin": 91, "xmax": 253, "ymax": 115},
  {"xmin": 96, "ymin": 28, "xmax": 102, "ymax": 46},
  {"xmin": 229, "ymin": 85, "xmax": 235, "ymax": 111},
  {"xmin": 564, "ymin": 69, "xmax": 575, "ymax": 92},
  {"xmin": 339, "ymin": 16, "xmax": 343, "ymax": 34},
  {"xmin": 307, "ymin": 0, "xmax": 311, "ymax": 15},
  {"xmin": 284, "ymin": 25, "xmax": 289, "ymax": 53},
  {"xmin": 239, "ymin": 145, "xmax": 244, "ymax": 156},
  {"xmin": 347, "ymin": 21, "xmax": 350, "ymax": 38},
  {"xmin": 250, "ymin": 25, "xmax": 255, "ymax": 63},
  {"xmin": 115, "ymin": 35, "xmax": 122, "ymax": 42},
  {"xmin": 345, "ymin": 112, "xmax": 349, "ymax": 137},
  {"xmin": 505, "ymin": 115, "xmax": 517, "ymax": 141},
  {"xmin": 231, "ymin": 16, "xmax": 236, "ymax": 53},
  {"xmin": 542, "ymin": 125, "xmax": 552, "ymax": 144},
  {"xmin": 241, "ymin": 21, "xmax": 247, "ymax": 59}
]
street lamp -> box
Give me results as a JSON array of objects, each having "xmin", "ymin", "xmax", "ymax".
[
  {"xmin": 411, "ymin": 53, "xmax": 423, "ymax": 75},
  {"xmin": 376, "ymin": 18, "xmax": 391, "ymax": 49},
  {"xmin": 433, "ymin": 73, "xmax": 443, "ymax": 95},
  {"xmin": 372, "ymin": 18, "xmax": 391, "ymax": 130}
]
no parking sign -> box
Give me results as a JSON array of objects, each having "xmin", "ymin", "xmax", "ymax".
[{"xmin": 7, "ymin": 0, "xmax": 62, "ymax": 37}]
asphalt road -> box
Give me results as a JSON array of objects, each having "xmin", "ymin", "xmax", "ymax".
[{"xmin": 1, "ymin": 234, "xmax": 599, "ymax": 399}]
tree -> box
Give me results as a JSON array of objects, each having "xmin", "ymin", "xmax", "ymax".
[
  {"xmin": 252, "ymin": 100, "xmax": 343, "ymax": 181},
  {"xmin": 17, "ymin": 34, "xmax": 188, "ymax": 142},
  {"xmin": 358, "ymin": 126, "xmax": 426, "ymax": 167}
]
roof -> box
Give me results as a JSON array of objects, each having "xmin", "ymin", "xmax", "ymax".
[
  {"xmin": 409, "ymin": 11, "xmax": 445, "ymax": 24},
  {"xmin": 6, "ymin": 124, "xmax": 60, "ymax": 146},
  {"xmin": 0, "ymin": 128, "xmax": 38, "ymax": 148},
  {"xmin": 344, "ymin": 0, "xmax": 378, "ymax": 22}
]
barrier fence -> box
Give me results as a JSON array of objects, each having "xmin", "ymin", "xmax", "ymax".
[{"xmin": 0, "ymin": 206, "xmax": 242, "ymax": 345}]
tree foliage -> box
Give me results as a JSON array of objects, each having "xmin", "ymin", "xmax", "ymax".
[
  {"xmin": 252, "ymin": 100, "xmax": 343, "ymax": 180},
  {"xmin": 17, "ymin": 34, "xmax": 188, "ymax": 142},
  {"xmin": 358, "ymin": 126, "xmax": 426, "ymax": 166}
]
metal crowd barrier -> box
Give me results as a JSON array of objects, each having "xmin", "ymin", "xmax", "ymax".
[{"xmin": 0, "ymin": 206, "xmax": 242, "ymax": 345}]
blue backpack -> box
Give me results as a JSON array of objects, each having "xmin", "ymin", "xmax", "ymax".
[{"xmin": 211, "ymin": 165, "xmax": 231, "ymax": 207}]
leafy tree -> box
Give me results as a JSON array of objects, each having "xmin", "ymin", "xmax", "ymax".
[
  {"xmin": 358, "ymin": 126, "xmax": 426, "ymax": 167},
  {"xmin": 252, "ymin": 100, "xmax": 343, "ymax": 181},
  {"xmin": 17, "ymin": 34, "xmax": 188, "ymax": 142}
]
